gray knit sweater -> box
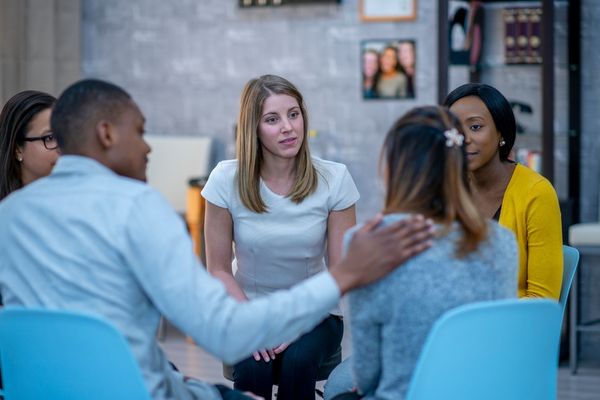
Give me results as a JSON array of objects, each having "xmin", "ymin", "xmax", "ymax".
[{"xmin": 347, "ymin": 214, "xmax": 518, "ymax": 400}]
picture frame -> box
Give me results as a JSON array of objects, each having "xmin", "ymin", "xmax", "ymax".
[
  {"xmin": 360, "ymin": 0, "xmax": 416, "ymax": 22},
  {"xmin": 361, "ymin": 39, "xmax": 416, "ymax": 100},
  {"xmin": 239, "ymin": 0, "xmax": 341, "ymax": 7}
]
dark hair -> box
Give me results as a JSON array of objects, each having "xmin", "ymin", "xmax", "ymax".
[
  {"xmin": 0, "ymin": 90, "xmax": 56, "ymax": 200},
  {"xmin": 381, "ymin": 105, "xmax": 487, "ymax": 257},
  {"xmin": 381, "ymin": 46, "xmax": 401, "ymax": 72},
  {"xmin": 362, "ymin": 49, "xmax": 381, "ymax": 97},
  {"xmin": 51, "ymin": 79, "xmax": 131, "ymax": 153},
  {"xmin": 443, "ymin": 83, "xmax": 516, "ymax": 161}
]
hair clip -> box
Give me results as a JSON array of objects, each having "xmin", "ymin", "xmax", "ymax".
[{"xmin": 444, "ymin": 128, "xmax": 464, "ymax": 148}]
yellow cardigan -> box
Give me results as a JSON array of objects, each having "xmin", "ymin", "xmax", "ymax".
[{"xmin": 498, "ymin": 164, "xmax": 563, "ymax": 299}]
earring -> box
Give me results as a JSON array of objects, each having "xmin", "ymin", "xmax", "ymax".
[
  {"xmin": 499, "ymin": 139, "xmax": 506, "ymax": 147},
  {"xmin": 17, "ymin": 156, "xmax": 23, "ymax": 162}
]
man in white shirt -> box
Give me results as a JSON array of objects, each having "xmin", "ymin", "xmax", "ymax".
[{"xmin": 0, "ymin": 79, "xmax": 433, "ymax": 400}]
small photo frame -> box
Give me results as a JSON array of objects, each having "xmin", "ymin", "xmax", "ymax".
[
  {"xmin": 360, "ymin": 0, "xmax": 417, "ymax": 22},
  {"xmin": 361, "ymin": 39, "xmax": 416, "ymax": 100}
]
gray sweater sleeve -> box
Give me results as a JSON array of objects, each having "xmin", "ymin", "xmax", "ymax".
[{"xmin": 350, "ymin": 293, "xmax": 384, "ymax": 394}]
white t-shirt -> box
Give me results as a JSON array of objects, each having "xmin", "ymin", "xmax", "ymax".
[{"xmin": 202, "ymin": 158, "xmax": 359, "ymax": 313}]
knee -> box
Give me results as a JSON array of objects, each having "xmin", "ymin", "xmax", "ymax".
[
  {"xmin": 233, "ymin": 357, "xmax": 273, "ymax": 382},
  {"xmin": 323, "ymin": 358, "xmax": 354, "ymax": 400},
  {"xmin": 280, "ymin": 345, "xmax": 319, "ymax": 372}
]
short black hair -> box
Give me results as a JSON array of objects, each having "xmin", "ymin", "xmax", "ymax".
[
  {"xmin": 443, "ymin": 83, "xmax": 516, "ymax": 161},
  {"xmin": 51, "ymin": 79, "xmax": 132, "ymax": 152}
]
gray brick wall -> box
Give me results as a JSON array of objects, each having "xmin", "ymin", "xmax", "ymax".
[
  {"xmin": 579, "ymin": 0, "xmax": 600, "ymax": 365},
  {"xmin": 82, "ymin": 0, "xmax": 439, "ymax": 221}
]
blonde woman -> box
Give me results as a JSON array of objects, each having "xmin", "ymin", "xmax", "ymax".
[
  {"xmin": 202, "ymin": 75, "xmax": 359, "ymax": 400},
  {"xmin": 325, "ymin": 106, "xmax": 517, "ymax": 400}
]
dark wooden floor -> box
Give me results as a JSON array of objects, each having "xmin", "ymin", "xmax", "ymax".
[{"xmin": 160, "ymin": 323, "xmax": 600, "ymax": 400}]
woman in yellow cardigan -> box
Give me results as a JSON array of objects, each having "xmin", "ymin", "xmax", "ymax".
[{"xmin": 444, "ymin": 83, "xmax": 563, "ymax": 299}]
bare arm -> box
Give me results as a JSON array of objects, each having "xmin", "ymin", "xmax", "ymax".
[
  {"xmin": 204, "ymin": 200, "xmax": 247, "ymax": 301},
  {"xmin": 205, "ymin": 200, "xmax": 278, "ymax": 361},
  {"xmin": 327, "ymin": 205, "xmax": 357, "ymax": 268}
]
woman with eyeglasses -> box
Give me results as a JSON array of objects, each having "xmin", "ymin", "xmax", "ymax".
[
  {"xmin": 0, "ymin": 90, "xmax": 58, "ymax": 201},
  {"xmin": 0, "ymin": 91, "xmax": 56, "ymax": 390}
]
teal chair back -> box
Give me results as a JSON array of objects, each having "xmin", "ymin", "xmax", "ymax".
[
  {"xmin": 560, "ymin": 245, "xmax": 579, "ymax": 319},
  {"xmin": 0, "ymin": 308, "xmax": 151, "ymax": 400},
  {"xmin": 405, "ymin": 299, "xmax": 561, "ymax": 400}
]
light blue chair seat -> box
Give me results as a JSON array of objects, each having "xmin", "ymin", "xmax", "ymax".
[
  {"xmin": 560, "ymin": 245, "xmax": 579, "ymax": 319},
  {"xmin": 405, "ymin": 299, "xmax": 562, "ymax": 400},
  {"xmin": 0, "ymin": 308, "xmax": 151, "ymax": 400}
]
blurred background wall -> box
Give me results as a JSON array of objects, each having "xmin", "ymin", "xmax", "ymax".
[
  {"xmin": 0, "ymin": 0, "xmax": 80, "ymax": 102},
  {"xmin": 80, "ymin": 0, "xmax": 439, "ymax": 221}
]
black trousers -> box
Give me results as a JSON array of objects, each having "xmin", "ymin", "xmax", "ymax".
[
  {"xmin": 233, "ymin": 314, "xmax": 343, "ymax": 400},
  {"xmin": 330, "ymin": 393, "xmax": 362, "ymax": 400},
  {"xmin": 215, "ymin": 384, "xmax": 254, "ymax": 400}
]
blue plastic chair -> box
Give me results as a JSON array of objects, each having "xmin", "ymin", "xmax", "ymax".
[
  {"xmin": 0, "ymin": 308, "xmax": 151, "ymax": 400},
  {"xmin": 405, "ymin": 299, "xmax": 561, "ymax": 400},
  {"xmin": 559, "ymin": 245, "xmax": 580, "ymax": 320}
]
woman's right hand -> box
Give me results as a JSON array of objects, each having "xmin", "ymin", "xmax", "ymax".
[{"xmin": 253, "ymin": 348, "xmax": 276, "ymax": 362}]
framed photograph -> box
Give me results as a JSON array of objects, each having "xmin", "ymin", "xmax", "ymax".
[
  {"xmin": 361, "ymin": 39, "xmax": 416, "ymax": 100},
  {"xmin": 360, "ymin": 0, "xmax": 416, "ymax": 22},
  {"xmin": 448, "ymin": 0, "xmax": 483, "ymax": 65}
]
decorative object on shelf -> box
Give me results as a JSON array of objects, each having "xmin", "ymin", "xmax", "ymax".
[
  {"xmin": 503, "ymin": 8, "xmax": 517, "ymax": 62},
  {"xmin": 448, "ymin": 0, "xmax": 483, "ymax": 66},
  {"xmin": 239, "ymin": 0, "xmax": 340, "ymax": 7},
  {"xmin": 503, "ymin": 7, "xmax": 542, "ymax": 65},
  {"xmin": 361, "ymin": 39, "xmax": 416, "ymax": 100},
  {"xmin": 516, "ymin": 148, "xmax": 541, "ymax": 173},
  {"xmin": 527, "ymin": 8, "xmax": 542, "ymax": 63},
  {"xmin": 360, "ymin": 0, "xmax": 416, "ymax": 22},
  {"xmin": 509, "ymin": 100, "xmax": 533, "ymax": 135}
]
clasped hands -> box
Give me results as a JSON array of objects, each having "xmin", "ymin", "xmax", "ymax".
[{"xmin": 253, "ymin": 342, "xmax": 290, "ymax": 362}]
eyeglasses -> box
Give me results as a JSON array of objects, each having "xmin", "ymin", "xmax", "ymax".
[{"xmin": 23, "ymin": 133, "xmax": 59, "ymax": 150}]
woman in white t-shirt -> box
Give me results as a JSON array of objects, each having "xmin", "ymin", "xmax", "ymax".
[{"xmin": 202, "ymin": 74, "xmax": 359, "ymax": 400}]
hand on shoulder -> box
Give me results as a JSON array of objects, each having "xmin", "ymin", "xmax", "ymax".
[{"xmin": 329, "ymin": 213, "xmax": 434, "ymax": 294}]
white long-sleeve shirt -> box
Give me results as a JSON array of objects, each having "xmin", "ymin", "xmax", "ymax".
[{"xmin": 0, "ymin": 155, "xmax": 340, "ymax": 399}]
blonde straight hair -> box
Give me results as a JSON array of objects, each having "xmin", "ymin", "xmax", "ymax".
[
  {"xmin": 381, "ymin": 106, "xmax": 487, "ymax": 257},
  {"xmin": 236, "ymin": 75, "xmax": 317, "ymax": 213}
]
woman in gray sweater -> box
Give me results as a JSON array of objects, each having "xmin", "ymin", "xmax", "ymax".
[{"xmin": 326, "ymin": 106, "xmax": 518, "ymax": 400}]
